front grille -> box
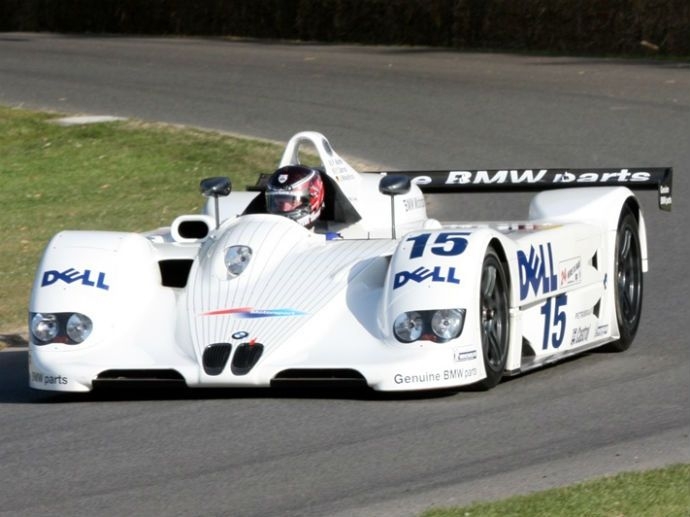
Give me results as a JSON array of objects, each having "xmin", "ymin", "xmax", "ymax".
[
  {"xmin": 202, "ymin": 343, "xmax": 232, "ymax": 376},
  {"xmin": 231, "ymin": 343, "xmax": 264, "ymax": 376}
]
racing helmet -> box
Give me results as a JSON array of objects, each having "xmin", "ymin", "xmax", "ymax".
[{"xmin": 265, "ymin": 165, "xmax": 325, "ymax": 228}]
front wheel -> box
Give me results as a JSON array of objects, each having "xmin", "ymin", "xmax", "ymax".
[
  {"xmin": 605, "ymin": 206, "xmax": 643, "ymax": 352},
  {"xmin": 475, "ymin": 247, "xmax": 510, "ymax": 390}
]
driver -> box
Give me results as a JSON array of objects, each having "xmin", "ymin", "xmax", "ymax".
[{"xmin": 265, "ymin": 165, "xmax": 325, "ymax": 228}]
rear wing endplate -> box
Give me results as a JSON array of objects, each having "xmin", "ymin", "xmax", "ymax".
[{"xmin": 371, "ymin": 168, "xmax": 672, "ymax": 211}]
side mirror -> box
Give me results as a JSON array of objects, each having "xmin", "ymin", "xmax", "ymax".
[
  {"xmin": 378, "ymin": 175, "xmax": 411, "ymax": 239},
  {"xmin": 200, "ymin": 177, "xmax": 232, "ymax": 229},
  {"xmin": 379, "ymin": 175, "xmax": 411, "ymax": 197},
  {"xmin": 200, "ymin": 177, "xmax": 232, "ymax": 198}
]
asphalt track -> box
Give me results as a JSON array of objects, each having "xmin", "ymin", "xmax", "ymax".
[{"xmin": 1, "ymin": 34, "xmax": 689, "ymax": 516}]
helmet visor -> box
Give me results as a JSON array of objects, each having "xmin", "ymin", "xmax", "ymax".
[{"xmin": 266, "ymin": 191, "xmax": 308, "ymax": 215}]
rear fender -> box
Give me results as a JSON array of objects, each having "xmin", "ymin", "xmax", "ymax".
[{"xmin": 528, "ymin": 186, "xmax": 648, "ymax": 271}]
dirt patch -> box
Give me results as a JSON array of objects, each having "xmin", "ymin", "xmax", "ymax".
[{"xmin": 0, "ymin": 331, "xmax": 29, "ymax": 350}]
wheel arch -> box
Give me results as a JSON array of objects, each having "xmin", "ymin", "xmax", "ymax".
[
  {"xmin": 488, "ymin": 237, "xmax": 524, "ymax": 375},
  {"xmin": 622, "ymin": 196, "xmax": 649, "ymax": 273},
  {"xmin": 488, "ymin": 237, "xmax": 511, "ymax": 300}
]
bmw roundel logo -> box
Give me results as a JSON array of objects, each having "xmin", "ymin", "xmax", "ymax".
[{"xmin": 232, "ymin": 331, "xmax": 249, "ymax": 340}]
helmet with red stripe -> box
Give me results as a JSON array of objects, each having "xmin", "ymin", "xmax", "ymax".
[{"xmin": 265, "ymin": 165, "xmax": 325, "ymax": 228}]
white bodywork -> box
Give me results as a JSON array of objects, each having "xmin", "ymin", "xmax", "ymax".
[{"xmin": 29, "ymin": 132, "xmax": 650, "ymax": 392}]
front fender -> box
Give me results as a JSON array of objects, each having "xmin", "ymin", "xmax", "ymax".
[
  {"xmin": 378, "ymin": 228, "xmax": 505, "ymax": 342},
  {"xmin": 29, "ymin": 231, "xmax": 180, "ymax": 356}
]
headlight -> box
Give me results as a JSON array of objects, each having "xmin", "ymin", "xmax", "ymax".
[
  {"xmin": 431, "ymin": 309, "xmax": 465, "ymax": 341},
  {"xmin": 393, "ymin": 308, "xmax": 466, "ymax": 343},
  {"xmin": 393, "ymin": 311, "xmax": 424, "ymax": 342},
  {"xmin": 29, "ymin": 312, "xmax": 93, "ymax": 345},
  {"xmin": 30, "ymin": 313, "xmax": 58, "ymax": 342},
  {"xmin": 225, "ymin": 245, "xmax": 252, "ymax": 278},
  {"xmin": 66, "ymin": 313, "xmax": 93, "ymax": 343}
]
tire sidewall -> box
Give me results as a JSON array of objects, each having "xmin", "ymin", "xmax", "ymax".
[
  {"xmin": 611, "ymin": 207, "xmax": 643, "ymax": 351},
  {"xmin": 476, "ymin": 248, "xmax": 509, "ymax": 389}
]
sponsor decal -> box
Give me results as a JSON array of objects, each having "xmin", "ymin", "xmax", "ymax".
[
  {"xmin": 278, "ymin": 174, "xmax": 288, "ymax": 184},
  {"xmin": 411, "ymin": 169, "xmax": 653, "ymax": 187},
  {"xmin": 517, "ymin": 243, "xmax": 557, "ymax": 300},
  {"xmin": 31, "ymin": 370, "xmax": 68, "ymax": 385},
  {"xmin": 405, "ymin": 232, "xmax": 469, "ymax": 259},
  {"xmin": 394, "ymin": 372, "xmax": 441, "ymax": 385},
  {"xmin": 551, "ymin": 170, "xmax": 651, "ymax": 184},
  {"xmin": 393, "ymin": 367, "xmax": 479, "ymax": 385},
  {"xmin": 541, "ymin": 294, "xmax": 568, "ymax": 350},
  {"xmin": 571, "ymin": 326, "xmax": 590, "ymax": 345},
  {"xmin": 595, "ymin": 324, "xmax": 609, "ymax": 337},
  {"xmin": 443, "ymin": 367, "xmax": 478, "ymax": 381},
  {"xmin": 41, "ymin": 268, "xmax": 110, "ymax": 291},
  {"xmin": 202, "ymin": 307, "xmax": 306, "ymax": 318},
  {"xmin": 453, "ymin": 349, "xmax": 477, "ymax": 362},
  {"xmin": 497, "ymin": 223, "xmax": 560, "ymax": 233},
  {"xmin": 575, "ymin": 309, "xmax": 593, "ymax": 319},
  {"xmin": 231, "ymin": 331, "xmax": 249, "ymax": 340},
  {"xmin": 334, "ymin": 171, "xmax": 357, "ymax": 182},
  {"xmin": 402, "ymin": 197, "xmax": 425, "ymax": 212},
  {"xmin": 559, "ymin": 257, "xmax": 582, "ymax": 288},
  {"xmin": 444, "ymin": 169, "xmax": 549, "ymax": 184},
  {"xmin": 393, "ymin": 266, "xmax": 460, "ymax": 289},
  {"xmin": 659, "ymin": 184, "xmax": 672, "ymax": 208}
]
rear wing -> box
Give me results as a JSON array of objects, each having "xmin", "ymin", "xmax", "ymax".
[{"xmin": 370, "ymin": 168, "xmax": 672, "ymax": 211}]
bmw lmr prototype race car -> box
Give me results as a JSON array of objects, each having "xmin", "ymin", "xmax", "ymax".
[{"xmin": 28, "ymin": 132, "xmax": 672, "ymax": 393}]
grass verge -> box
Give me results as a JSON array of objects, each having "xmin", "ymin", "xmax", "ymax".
[
  {"xmin": 422, "ymin": 463, "xmax": 690, "ymax": 517},
  {"xmin": 0, "ymin": 106, "xmax": 282, "ymax": 341}
]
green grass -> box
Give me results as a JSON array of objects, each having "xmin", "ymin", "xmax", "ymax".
[
  {"xmin": 0, "ymin": 106, "xmax": 282, "ymax": 335},
  {"xmin": 422, "ymin": 464, "xmax": 690, "ymax": 517}
]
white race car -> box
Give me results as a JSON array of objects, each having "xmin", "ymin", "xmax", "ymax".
[{"xmin": 28, "ymin": 132, "xmax": 672, "ymax": 392}]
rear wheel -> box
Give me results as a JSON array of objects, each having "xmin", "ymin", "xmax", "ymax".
[
  {"xmin": 475, "ymin": 247, "xmax": 509, "ymax": 390},
  {"xmin": 605, "ymin": 206, "xmax": 643, "ymax": 352}
]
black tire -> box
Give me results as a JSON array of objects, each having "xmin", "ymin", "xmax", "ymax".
[
  {"xmin": 605, "ymin": 206, "xmax": 643, "ymax": 352},
  {"xmin": 475, "ymin": 247, "xmax": 510, "ymax": 390}
]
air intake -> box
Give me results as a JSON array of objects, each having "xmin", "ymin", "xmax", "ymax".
[
  {"xmin": 159, "ymin": 259, "xmax": 193, "ymax": 288},
  {"xmin": 231, "ymin": 343, "xmax": 264, "ymax": 376},
  {"xmin": 96, "ymin": 369, "xmax": 185, "ymax": 381},
  {"xmin": 170, "ymin": 214, "xmax": 214, "ymax": 242},
  {"xmin": 93, "ymin": 369, "xmax": 186, "ymax": 389},
  {"xmin": 202, "ymin": 343, "xmax": 232, "ymax": 376},
  {"xmin": 271, "ymin": 369, "xmax": 367, "ymax": 388},
  {"xmin": 177, "ymin": 220, "xmax": 210, "ymax": 239}
]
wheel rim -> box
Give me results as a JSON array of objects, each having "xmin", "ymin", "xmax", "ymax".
[
  {"xmin": 617, "ymin": 226, "xmax": 641, "ymax": 326},
  {"xmin": 481, "ymin": 259, "xmax": 508, "ymax": 372}
]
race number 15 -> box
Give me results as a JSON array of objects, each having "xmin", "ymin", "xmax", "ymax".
[
  {"xmin": 406, "ymin": 232, "xmax": 469, "ymax": 259},
  {"xmin": 541, "ymin": 294, "xmax": 568, "ymax": 350}
]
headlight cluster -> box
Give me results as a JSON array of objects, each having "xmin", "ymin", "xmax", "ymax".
[
  {"xmin": 393, "ymin": 309, "xmax": 466, "ymax": 343},
  {"xmin": 225, "ymin": 245, "xmax": 252, "ymax": 278},
  {"xmin": 30, "ymin": 312, "xmax": 93, "ymax": 345}
]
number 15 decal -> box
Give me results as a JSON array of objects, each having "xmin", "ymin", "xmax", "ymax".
[
  {"xmin": 406, "ymin": 232, "xmax": 469, "ymax": 259},
  {"xmin": 541, "ymin": 293, "xmax": 568, "ymax": 350}
]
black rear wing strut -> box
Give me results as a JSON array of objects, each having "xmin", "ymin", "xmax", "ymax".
[{"xmin": 370, "ymin": 168, "xmax": 673, "ymax": 211}]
